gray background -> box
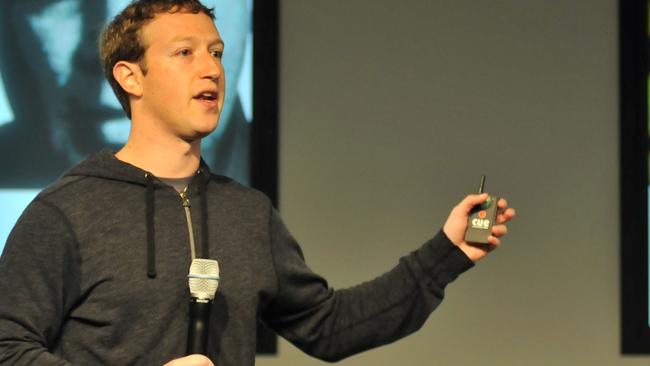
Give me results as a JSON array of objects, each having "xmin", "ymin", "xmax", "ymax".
[{"xmin": 257, "ymin": 0, "xmax": 640, "ymax": 365}]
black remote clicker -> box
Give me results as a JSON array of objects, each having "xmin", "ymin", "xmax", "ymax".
[{"xmin": 464, "ymin": 175, "xmax": 499, "ymax": 244}]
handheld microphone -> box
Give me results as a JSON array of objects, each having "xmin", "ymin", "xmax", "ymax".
[{"xmin": 186, "ymin": 258, "xmax": 220, "ymax": 355}]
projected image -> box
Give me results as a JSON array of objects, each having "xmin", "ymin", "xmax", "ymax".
[{"xmin": 0, "ymin": 0, "xmax": 252, "ymax": 248}]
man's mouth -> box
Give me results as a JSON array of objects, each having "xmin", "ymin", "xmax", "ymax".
[
  {"xmin": 193, "ymin": 90, "xmax": 219, "ymax": 109},
  {"xmin": 195, "ymin": 91, "xmax": 218, "ymax": 100}
]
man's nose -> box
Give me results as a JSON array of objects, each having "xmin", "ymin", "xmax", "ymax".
[{"xmin": 200, "ymin": 53, "xmax": 222, "ymax": 80}]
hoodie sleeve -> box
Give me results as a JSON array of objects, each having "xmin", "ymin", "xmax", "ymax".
[
  {"xmin": 0, "ymin": 198, "xmax": 79, "ymax": 365},
  {"xmin": 262, "ymin": 208, "xmax": 475, "ymax": 362}
]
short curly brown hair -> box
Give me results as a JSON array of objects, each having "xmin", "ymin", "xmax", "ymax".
[{"xmin": 100, "ymin": 0, "xmax": 215, "ymax": 119}]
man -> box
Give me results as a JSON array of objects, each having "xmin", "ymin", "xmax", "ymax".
[{"xmin": 0, "ymin": 1, "xmax": 515, "ymax": 365}]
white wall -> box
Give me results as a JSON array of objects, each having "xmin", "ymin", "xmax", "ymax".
[{"xmin": 258, "ymin": 1, "xmax": 644, "ymax": 365}]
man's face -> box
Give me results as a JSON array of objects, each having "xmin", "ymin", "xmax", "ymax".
[{"xmin": 138, "ymin": 11, "xmax": 225, "ymax": 141}]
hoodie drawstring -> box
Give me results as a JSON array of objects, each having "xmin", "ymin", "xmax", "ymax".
[
  {"xmin": 198, "ymin": 169, "xmax": 210, "ymax": 259},
  {"xmin": 145, "ymin": 173, "xmax": 157, "ymax": 278}
]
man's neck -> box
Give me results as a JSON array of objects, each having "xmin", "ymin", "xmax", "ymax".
[{"xmin": 115, "ymin": 134, "xmax": 202, "ymax": 178}]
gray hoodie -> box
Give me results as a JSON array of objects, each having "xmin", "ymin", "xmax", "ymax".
[{"xmin": 0, "ymin": 150, "xmax": 474, "ymax": 365}]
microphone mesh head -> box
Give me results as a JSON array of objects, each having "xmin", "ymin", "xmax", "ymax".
[{"xmin": 188, "ymin": 258, "xmax": 220, "ymax": 300}]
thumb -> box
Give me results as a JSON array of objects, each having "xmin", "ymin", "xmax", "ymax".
[{"xmin": 456, "ymin": 193, "xmax": 489, "ymax": 214}]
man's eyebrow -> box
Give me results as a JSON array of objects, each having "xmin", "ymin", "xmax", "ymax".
[
  {"xmin": 169, "ymin": 36, "xmax": 224, "ymax": 47},
  {"xmin": 209, "ymin": 39, "xmax": 225, "ymax": 48}
]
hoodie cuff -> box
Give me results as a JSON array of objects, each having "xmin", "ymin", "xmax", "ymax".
[{"xmin": 412, "ymin": 230, "xmax": 475, "ymax": 288}]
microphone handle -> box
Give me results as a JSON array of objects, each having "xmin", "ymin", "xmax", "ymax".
[{"xmin": 186, "ymin": 298, "xmax": 212, "ymax": 355}]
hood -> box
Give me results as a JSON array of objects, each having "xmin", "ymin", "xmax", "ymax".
[
  {"xmin": 64, "ymin": 149, "xmax": 212, "ymax": 279},
  {"xmin": 64, "ymin": 149, "xmax": 212, "ymax": 186}
]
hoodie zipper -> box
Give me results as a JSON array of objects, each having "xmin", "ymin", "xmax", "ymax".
[{"xmin": 179, "ymin": 186, "xmax": 197, "ymax": 260}]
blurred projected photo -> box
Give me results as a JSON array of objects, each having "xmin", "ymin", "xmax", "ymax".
[{"xmin": 0, "ymin": 0, "xmax": 253, "ymax": 188}]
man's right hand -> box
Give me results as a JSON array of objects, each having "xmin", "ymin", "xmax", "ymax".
[{"xmin": 163, "ymin": 354, "xmax": 214, "ymax": 366}]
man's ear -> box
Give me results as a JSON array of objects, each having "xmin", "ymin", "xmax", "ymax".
[{"xmin": 113, "ymin": 61, "xmax": 144, "ymax": 97}]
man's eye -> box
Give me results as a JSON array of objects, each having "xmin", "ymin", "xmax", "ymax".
[
  {"xmin": 179, "ymin": 49, "xmax": 192, "ymax": 56},
  {"xmin": 211, "ymin": 50, "xmax": 223, "ymax": 59}
]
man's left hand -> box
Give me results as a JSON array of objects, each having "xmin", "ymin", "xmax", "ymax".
[{"xmin": 443, "ymin": 193, "xmax": 516, "ymax": 262}]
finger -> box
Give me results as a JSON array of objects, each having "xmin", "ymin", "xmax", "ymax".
[
  {"xmin": 491, "ymin": 224, "xmax": 508, "ymax": 237},
  {"xmin": 457, "ymin": 193, "xmax": 489, "ymax": 214},
  {"xmin": 487, "ymin": 235, "xmax": 501, "ymax": 247},
  {"xmin": 496, "ymin": 208, "xmax": 516, "ymax": 224},
  {"xmin": 497, "ymin": 198, "xmax": 508, "ymax": 209}
]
